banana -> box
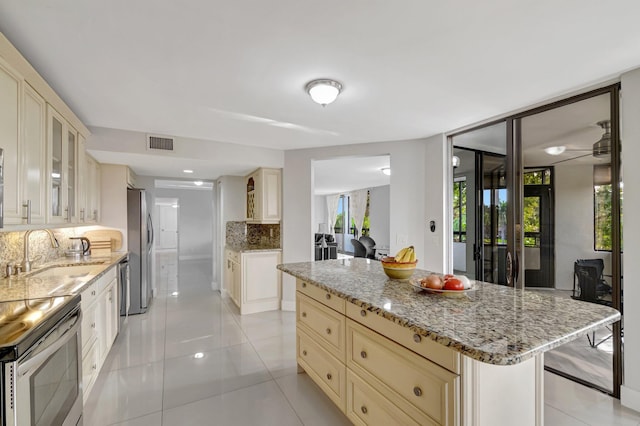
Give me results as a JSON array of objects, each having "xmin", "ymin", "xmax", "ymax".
[
  {"xmin": 394, "ymin": 247, "xmax": 409, "ymax": 262},
  {"xmin": 395, "ymin": 246, "xmax": 415, "ymax": 263}
]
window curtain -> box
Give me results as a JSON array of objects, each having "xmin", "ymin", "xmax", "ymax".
[
  {"xmin": 349, "ymin": 189, "xmax": 368, "ymax": 238},
  {"xmin": 326, "ymin": 194, "xmax": 341, "ymax": 235}
]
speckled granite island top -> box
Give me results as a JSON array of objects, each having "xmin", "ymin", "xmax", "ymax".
[
  {"xmin": 0, "ymin": 252, "xmax": 127, "ymax": 302},
  {"xmin": 278, "ymin": 258, "xmax": 621, "ymax": 365}
]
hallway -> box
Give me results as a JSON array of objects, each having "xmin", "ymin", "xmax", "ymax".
[{"xmin": 83, "ymin": 260, "xmax": 640, "ymax": 425}]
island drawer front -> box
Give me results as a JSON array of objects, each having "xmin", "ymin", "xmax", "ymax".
[
  {"xmin": 346, "ymin": 302, "xmax": 460, "ymax": 374},
  {"xmin": 297, "ymin": 293, "xmax": 346, "ymax": 361},
  {"xmin": 297, "ymin": 328, "xmax": 346, "ymax": 412},
  {"xmin": 347, "ymin": 320, "xmax": 459, "ymax": 426},
  {"xmin": 346, "ymin": 370, "xmax": 437, "ymax": 426},
  {"xmin": 297, "ymin": 279, "xmax": 345, "ymax": 314}
]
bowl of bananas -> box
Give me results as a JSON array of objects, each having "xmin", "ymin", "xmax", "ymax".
[{"xmin": 381, "ymin": 246, "xmax": 417, "ymax": 280}]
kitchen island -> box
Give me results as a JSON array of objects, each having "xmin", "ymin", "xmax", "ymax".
[{"xmin": 278, "ymin": 258, "xmax": 620, "ymax": 426}]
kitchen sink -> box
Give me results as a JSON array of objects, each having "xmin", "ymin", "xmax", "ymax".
[{"xmin": 30, "ymin": 263, "xmax": 106, "ymax": 279}]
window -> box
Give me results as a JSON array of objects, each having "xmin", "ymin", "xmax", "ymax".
[
  {"xmin": 523, "ymin": 168, "xmax": 551, "ymax": 248},
  {"xmin": 594, "ymin": 184, "xmax": 614, "ymax": 251},
  {"xmin": 333, "ymin": 191, "xmax": 371, "ymax": 237},
  {"xmin": 453, "ymin": 178, "xmax": 466, "ymax": 242}
]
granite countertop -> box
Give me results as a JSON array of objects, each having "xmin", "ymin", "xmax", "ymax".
[
  {"xmin": 226, "ymin": 243, "xmax": 282, "ymax": 253},
  {"xmin": 278, "ymin": 258, "xmax": 621, "ymax": 365},
  {"xmin": 0, "ymin": 252, "xmax": 128, "ymax": 302}
]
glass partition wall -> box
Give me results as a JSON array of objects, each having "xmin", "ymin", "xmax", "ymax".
[{"xmin": 450, "ymin": 85, "xmax": 623, "ymax": 397}]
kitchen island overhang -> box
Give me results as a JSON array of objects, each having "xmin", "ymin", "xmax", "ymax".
[{"xmin": 279, "ymin": 258, "xmax": 620, "ymax": 425}]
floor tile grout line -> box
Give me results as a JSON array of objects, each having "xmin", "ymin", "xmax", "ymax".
[
  {"xmin": 272, "ymin": 374, "xmax": 308, "ymax": 426},
  {"xmin": 544, "ymin": 404, "xmax": 590, "ymax": 425}
]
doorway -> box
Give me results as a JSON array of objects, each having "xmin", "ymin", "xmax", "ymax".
[
  {"xmin": 155, "ymin": 197, "xmax": 179, "ymax": 293},
  {"xmin": 450, "ymin": 85, "xmax": 623, "ymax": 397}
]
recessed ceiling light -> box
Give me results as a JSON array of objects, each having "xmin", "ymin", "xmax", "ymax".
[
  {"xmin": 183, "ymin": 169, "xmax": 194, "ymax": 174},
  {"xmin": 171, "ymin": 291, "xmax": 179, "ymax": 296},
  {"xmin": 544, "ymin": 146, "xmax": 566, "ymax": 155},
  {"xmin": 194, "ymin": 180, "xmax": 203, "ymax": 186},
  {"xmin": 194, "ymin": 352, "xmax": 204, "ymax": 359},
  {"xmin": 306, "ymin": 79, "xmax": 343, "ymax": 106},
  {"xmin": 381, "ymin": 167, "xmax": 391, "ymax": 176}
]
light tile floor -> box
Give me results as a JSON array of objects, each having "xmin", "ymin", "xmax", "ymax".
[{"xmin": 84, "ymin": 260, "xmax": 640, "ymax": 425}]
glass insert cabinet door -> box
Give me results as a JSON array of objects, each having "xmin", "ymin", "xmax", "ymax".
[
  {"xmin": 47, "ymin": 105, "xmax": 78, "ymax": 223},
  {"xmin": 49, "ymin": 111, "xmax": 63, "ymax": 219}
]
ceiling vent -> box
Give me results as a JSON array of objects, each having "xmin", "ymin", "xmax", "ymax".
[{"xmin": 147, "ymin": 135, "xmax": 174, "ymax": 152}]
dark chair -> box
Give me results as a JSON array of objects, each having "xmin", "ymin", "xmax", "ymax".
[
  {"xmin": 351, "ymin": 239, "xmax": 367, "ymax": 258},
  {"xmin": 572, "ymin": 260, "xmax": 614, "ymax": 348},
  {"xmin": 358, "ymin": 236, "xmax": 377, "ymax": 259},
  {"xmin": 572, "ymin": 259, "xmax": 612, "ymax": 302}
]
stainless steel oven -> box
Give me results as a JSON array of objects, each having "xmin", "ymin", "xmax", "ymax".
[{"xmin": 1, "ymin": 295, "xmax": 82, "ymax": 426}]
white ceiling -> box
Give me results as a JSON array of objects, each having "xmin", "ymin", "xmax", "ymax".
[{"xmin": 1, "ymin": 1, "xmax": 639, "ymax": 179}]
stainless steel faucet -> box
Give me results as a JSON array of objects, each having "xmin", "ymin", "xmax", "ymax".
[{"xmin": 22, "ymin": 229, "xmax": 60, "ymax": 272}]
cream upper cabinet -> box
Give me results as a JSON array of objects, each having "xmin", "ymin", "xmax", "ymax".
[
  {"xmin": 47, "ymin": 105, "xmax": 79, "ymax": 224},
  {"xmin": 77, "ymin": 135, "xmax": 101, "ymax": 224},
  {"xmin": 0, "ymin": 59, "xmax": 47, "ymax": 226},
  {"xmin": 0, "ymin": 57, "xmax": 22, "ymax": 226},
  {"xmin": 20, "ymin": 83, "xmax": 47, "ymax": 225},
  {"xmin": 245, "ymin": 167, "xmax": 281, "ymax": 223}
]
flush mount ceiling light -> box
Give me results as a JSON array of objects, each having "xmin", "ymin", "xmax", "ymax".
[
  {"xmin": 544, "ymin": 146, "xmax": 566, "ymax": 156},
  {"xmin": 305, "ymin": 79, "xmax": 343, "ymax": 106},
  {"xmin": 381, "ymin": 167, "xmax": 391, "ymax": 176},
  {"xmin": 183, "ymin": 169, "xmax": 194, "ymax": 174}
]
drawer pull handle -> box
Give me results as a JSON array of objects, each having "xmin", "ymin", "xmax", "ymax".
[
  {"xmin": 413, "ymin": 386, "xmax": 422, "ymax": 397},
  {"xmin": 302, "ymin": 312, "xmax": 307, "ymax": 318},
  {"xmin": 325, "ymin": 293, "xmax": 331, "ymax": 300},
  {"xmin": 302, "ymin": 350, "xmax": 307, "ymax": 356},
  {"xmin": 413, "ymin": 333, "xmax": 422, "ymax": 343},
  {"xmin": 326, "ymin": 373, "xmax": 332, "ymax": 380},
  {"xmin": 360, "ymin": 351, "xmax": 367, "ymax": 359},
  {"xmin": 302, "ymin": 282, "xmax": 307, "ymax": 288},
  {"xmin": 360, "ymin": 310, "xmax": 367, "ymax": 317},
  {"xmin": 91, "ymin": 322, "xmax": 96, "ymax": 329},
  {"xmin": 326, "ymin": 328, "xmax": 331, "ymax": 335},
  {"xmin": 361, "ymin": 406, "xmax": 368, "ymax": 414},
  {"xmin": 91, "ymin": 290, "xmax": 96, "ymax": 296}
]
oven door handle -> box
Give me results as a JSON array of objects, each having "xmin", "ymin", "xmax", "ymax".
[{"xmin": 18, "ymin": 311, "xmax": 81, "ymax": 378}]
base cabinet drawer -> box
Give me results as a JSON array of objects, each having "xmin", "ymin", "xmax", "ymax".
[
  {"xmin": 347, "ymin": 320, "xmax": 459, "ymax": 425},
  {"xmin": 347, "ymin": 370, "xmax": 437, "ymax": 426},
  {"xmin": 82, "ymin": 339, "xmax": 99, "ymax": 403},
  {"xmin": 81, "ymin": 301, "xmax": 98, "ymax": 351},
  {"xmin": 297, "ymin": 328, "xmax": 346, "ymax": 412},
  {"xmin": 297, "ymin": 293, "xmax": 346, "ymax": 361},
  {"xmin": 297, "ymin": 280, "xmax": 345, "ymax": 314}
]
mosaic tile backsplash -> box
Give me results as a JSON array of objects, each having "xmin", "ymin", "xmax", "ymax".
[
  {"xmin": 226, "ymin": 221, "xmax": 280, "ymax": 248},
  {"xmin": 0, "ymin": 228, "xmax": 93, "ymax": 268}
]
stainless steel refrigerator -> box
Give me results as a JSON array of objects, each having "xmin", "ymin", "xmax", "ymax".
[{"xmin": 127, "ymin": 188, "xmax": 153, "ymax": 315}]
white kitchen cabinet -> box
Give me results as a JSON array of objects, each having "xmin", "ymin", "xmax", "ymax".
[
  {"xmin": 80, "ymin": 266, "xmax": 118, "ymax": 402},
  {"xmin": 78, "ymin": 135, "xmax": 101, "ymax": 224},
  {"xmin": 245, "ymin": 168, "xmax": 281, "ymax": 223},
  {"xmin": 0, "ymin": 56, "xmax": 22, "ymax": 226},
  {"xmin": 47, "ymin": 105, "xmax": 79, "ymax": 224},
  {"xmin": 226, "ymin": 248, "xmax": 281, "ymax": 314}
]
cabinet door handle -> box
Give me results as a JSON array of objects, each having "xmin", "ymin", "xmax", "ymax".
[
  {"xmin": 22, "ymin": 200, "xmax": 31, "ymax": 224},
  {"xmin": 302, "ymin": 282, "xmax": 307, "ymax": 288},
  {"xmin": 360, "ymin": 309, "xmax": 367, "ymax": 317},
  {"xmin": 301, "ymin": 312, "xmax": 307, "ymax": 318},
  {"xmin": 325, "ymin": 328, "xmax": 331, "ymax": 335},
  {"xmin": 326, "ymin": 373, "xmax": 332, "ymax": 380},
  {"xmin": 413, "ymin": 386, "xmax": 422, "ymax": 397},
  {"xmin": 325, "ymin": 293, "xmax": 331, "ymax": 300},
  {"xmin": 413, "ymin": 333, "xmax": 421, "ymax": 343},
  {"xmin": 302, "ymin": 350, "xmax": 307, "ymax": 356},
  {"xmin": 91, "ymin": 290, "xmax": 96, "ymax": 296},
  {"xmin": 80, "ymin": 208, "xmax": 85, "ymax": 222},
  {"xmin": 360, "ymin": 351, "xmax": 367, "ymax": 359},
  {"xmin": 91, "ymin": 322, "xmax": 96, "ymax": 329},
  {"xmin": 361, "ymin": 406, "xmax": 368, "ymax": 414}
]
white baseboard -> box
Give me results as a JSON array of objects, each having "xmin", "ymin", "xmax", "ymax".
[
  {"xmin": 281, "ymin": 299, "xmax": 296, "ymax": 311},
  {"xmin": 621, "ymin": 385, "xmax": 640, "ymax": 413}
]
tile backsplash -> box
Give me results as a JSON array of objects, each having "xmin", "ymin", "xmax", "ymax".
[
  {"xmin": 0, "ymin": 228, "xmax": 92, "ymax": 268},
  {"xmin": 226, "ymin": 221, "xmax": 280, "ymax": 247}
]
